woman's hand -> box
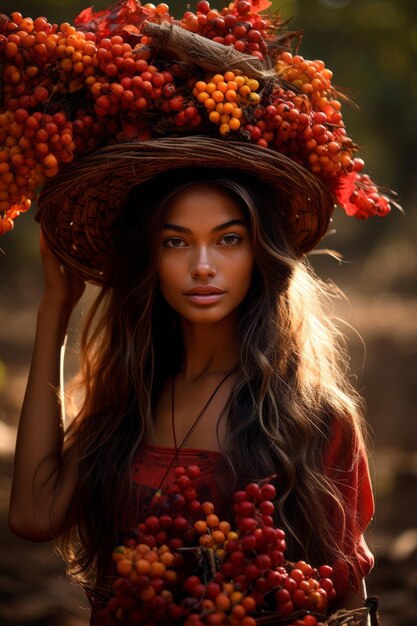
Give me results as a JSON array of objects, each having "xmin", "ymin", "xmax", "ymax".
[{"xmin": 39, "ymin": 228, "xmax": 86, "ymax": 313}]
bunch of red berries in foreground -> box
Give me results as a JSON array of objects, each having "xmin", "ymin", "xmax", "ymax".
[
  {"xmin": 101, "ymin": 463, "xmax": 336, "ymax": 626},
  {"xmin": 0, "ymin": 0, "xmax": 393, "ymax": 235}
]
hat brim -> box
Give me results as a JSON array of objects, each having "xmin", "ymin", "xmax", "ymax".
[{"xmin": 36, "ymin": 136, "xmax": 334, "ymax": 284}]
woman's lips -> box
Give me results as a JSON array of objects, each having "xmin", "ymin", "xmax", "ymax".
[
  {"xmin": 184, "ymin": 292, "xmax": 225, "ymax": 305},
  {"xmin": 183, "ymin": 287, "xmax": 225, "ymax": 305}
]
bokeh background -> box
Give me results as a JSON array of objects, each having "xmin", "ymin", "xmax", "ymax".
[{"xmin": 0, "ymin": 0, "xmax": 416, "ymax": 624}]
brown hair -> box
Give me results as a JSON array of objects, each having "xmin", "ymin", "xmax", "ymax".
[{"xmin": 55, "ymin": 168, "xmax": 367, "ymax": 599}]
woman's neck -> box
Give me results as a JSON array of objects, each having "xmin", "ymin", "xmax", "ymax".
[{"xmin": 179, "ymin": 314, "xmax": 240, "ymax": 382}]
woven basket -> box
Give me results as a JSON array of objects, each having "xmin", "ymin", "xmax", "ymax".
[{"xmin": 36, "ymin": 136, "xmax": 334, "ymax": 285}]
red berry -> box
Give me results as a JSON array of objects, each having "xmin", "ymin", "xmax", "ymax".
[
  {"xmin": 174, "ymin": 466, "xmax": 186, "ymax": 478},
  {"xmin": 238, "ymin": 501, "xmax": 255, "ymax": 516},
  {"xmin": 318, "ymin": 565, "xmax": 333, "ymax": 578},
  {"xmin": 144, "ymin": 516, "xmax": 160, "ymax": 532},
  {"xmin": 238, "ymin": 517, "xmax": 257, "ymax": 533},
  {"xmin": 260, "ymin": 483, "xmax": 276, "ymax": 501},
  {"xmin": 259, "ymin": 500, "xmax": 274, "ymax": 515},
  {"xmin": 187, "ymin": 464, "xmax": 201, "ymax": 478},
  {"xmin": 197, "ymin": 1, "xmax": 210, "ymax": 14},
  {"xmin": 241, "ymin": 534, "xmax": 257, "ymax": 551},
  {"xmin": 245, "ymin": 483, "xmax": 261, "ymax": 500},
  {"xmin": 233, "ymin": 490, "xmax": 247, "ymax": 503},
  {"xmin": 236, "ymin": 1, "xmax": 251, "ymax": 15}
]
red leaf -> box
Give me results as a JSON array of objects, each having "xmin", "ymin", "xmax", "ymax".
[
  {"xmin": 335, "ymin": 171, "xmax": 357, "ymax": 216},
  {"xmin": 335, "ymin": 171, "xmax": 391, "ymax": 219},
  {"xmin": 252, "ymin": 0, "xmax": 273, "ymax": 11},
  {"xmin": 232, "ymin": 0, "xmax": 272, "ymax": 13},
  {"xmin": 74, "ymin": 0, "xmax": 151, "ymax": 39}
]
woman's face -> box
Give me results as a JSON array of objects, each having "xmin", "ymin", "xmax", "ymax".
[{"xmin": 158, "ymin": 185, "xmax": 254, "ymax": 325}]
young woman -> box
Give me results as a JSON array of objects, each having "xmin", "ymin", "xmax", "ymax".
[{"xmin": 8, "ymin": 167, "xmax": 374, "ymax": 622}]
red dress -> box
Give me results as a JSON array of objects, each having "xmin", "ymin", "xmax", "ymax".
[{"xmin": 89, "ymin": 436, "xmax": 374, "ymax": 623}]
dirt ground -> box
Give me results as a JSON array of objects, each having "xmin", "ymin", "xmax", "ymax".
[{"xmin": 1, "ymin": 284, "xmax": 416, "ymax": 626}]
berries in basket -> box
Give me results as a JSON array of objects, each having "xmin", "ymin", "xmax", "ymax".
[{"xmin": 96, "ymin": 463, "xmax": 375, "ymax": 626}]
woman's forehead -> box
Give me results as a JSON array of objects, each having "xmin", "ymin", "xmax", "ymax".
[{"xmin": 163, "ymin": 185, "xmax": 248, "ymax": 225}]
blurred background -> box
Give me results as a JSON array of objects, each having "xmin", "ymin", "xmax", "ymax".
[{"xmin": 0, "ymin": 0, "xmax": 416, "ymax": 624}]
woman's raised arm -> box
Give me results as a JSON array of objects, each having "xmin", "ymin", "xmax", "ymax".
[{"xmin": 8, "ymin": 230, "xmax": 86, "ymax": 542}]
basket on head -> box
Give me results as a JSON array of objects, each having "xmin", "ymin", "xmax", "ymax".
[{"xmin": 36, "ymin": 136, "xmax": 334, "ymax": 285}]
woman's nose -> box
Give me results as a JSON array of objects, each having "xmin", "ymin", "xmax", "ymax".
[{"xmin": 190, "ymin": 246, "xmax": 216, "ymax": 278}]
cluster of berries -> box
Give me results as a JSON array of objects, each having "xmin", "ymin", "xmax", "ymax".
[
  {"xmin": 0, "ymin": 0, "xmax": 392, "ymax": 235},
  {"xmin": 102, "ymin": 463, "xmax": 336, "ymax": 626},
  {"xmin": 179, "ymin": 0, "xmax": 278, "ymax": 62}
]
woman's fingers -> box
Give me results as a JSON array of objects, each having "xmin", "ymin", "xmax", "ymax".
[{"xmin": 39, "ymin": 228, "xmax": 86, "ymax": 309}]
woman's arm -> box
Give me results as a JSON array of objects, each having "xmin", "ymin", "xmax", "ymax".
[
  {"xmin": 8, "ymin": 230, "xmax": 86, "ymax": 542},
  {"xmin": 338, "ymin": 579, "xmax": 371, "ymax": 626},
  {"xmin": 339, "ymin": 578, "xmax": 367, "ymax": 609}
]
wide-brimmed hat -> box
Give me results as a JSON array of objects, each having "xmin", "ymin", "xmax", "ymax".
[
  {"xmin": 35, "ymin": 136, "xmax": 334, "ymax": 285},
  {"xmin": 1, "ymin": 1, "xmax": 393, "ymax": 269}
]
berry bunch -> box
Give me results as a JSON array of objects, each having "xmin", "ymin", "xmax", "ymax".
[
  {"xmin": 102, "ymin": 464, "xmax": 336, "ymax": 626},
  {"xmin": 179, "ymin": 0, "xmax": 276, "ymax": 62},
  {"xmin": 193, "ymin": 71, "xmax": 258, "ymax": 136}
]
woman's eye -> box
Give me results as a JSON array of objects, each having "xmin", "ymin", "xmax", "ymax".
[
  {"xmin": 219, "ymin": 234, "xmax": 243, "ymax": 246},
  {"xmin": 164, "ymin": 237, "xmax": 187, "ymax": 248}
]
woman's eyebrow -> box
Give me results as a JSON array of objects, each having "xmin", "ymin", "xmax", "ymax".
[{"xmin": 162, "ymin": 219, "xmax": 248, "ymax": 234}]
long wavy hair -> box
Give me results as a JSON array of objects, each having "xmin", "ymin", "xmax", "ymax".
[{"xmin": 55, "ymin": 167, "xmax": 367, "ymax": 598}]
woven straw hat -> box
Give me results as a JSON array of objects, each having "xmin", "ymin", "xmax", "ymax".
[{"xmin": 36, "ymin": 135, "xmax": 334, "ymax": 285}]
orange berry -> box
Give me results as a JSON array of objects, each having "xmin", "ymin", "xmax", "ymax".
[
  {"xmin": 43, "ymin": 154, "xmax": 58, "ymax": 170},
  {"xmin": 197, "ymin": 91, "xmax": 210, "ymax": 103},
  {"xmin": 217, "ymin": 81, "xmax": 228, "ymax": 93},
  {"xmin": 155, "ymin": 3, "xmax": 169, "ymax": 14},
  {"xmin": 227, "ymin": 531, "xmax": 239, "ymax": 541},
  {"xmin": 219, "ymin": 123, "xmax": 230, "ymax": 136},
  {"xmin": 222, "ymin": 103, "xmax": 234, "ymax": 115},
  {"xmin": 204, "ymin": 98, "xmax": 216, "ymax": 111},
  {"xmin": 201, "ymin": 502, "xmax": 215, "ymax": 515},
  {"xmin": 209, "ymin": 111, "xmax": 221, "ymax": 124},
  {"xmin": 149, "ymin": 561, "xmax": 166, "ymax": 578},
  {"xmin": 229, "ymin": 118, "xmax": 240, "ymax": 130},
  {"xmin": 194, "ymin": 520, "xmax": 208, "ymax": 533},
  {"xmin": 135, "ymin": 558, "xmax": 151, "ymax": 575},
  {"xmin": 144, "ymin": 550, "xmax": 159, "ymax": 563},
  {"xmin": 232, "ymin": 605, "xmax": 246, "ymax": 618},
  {"xmin": 139, "ymin": 586, "xmax": 156, "ymax": 602},
  {"xmin": 5, "ymin": 42, "xmax": 19, "ymax": 58},
  {"xmin": 224, "ymin": 71, "xmax": 235, "ymax": 81},
  {"xmin": 211, "ymin": 530, "xmax": 225, "ymax": 544},
  {"xmin": 225, "ymin": 90, "xmax": 237, "ymax": 102},
  {"xmin": 137, "ymin": 543, "xmax": 151, "ymax": 555},
  {"xmin": 239, "ymin": 85, "xmax": 251, "ymax": 97},
  {"xmin": 160, "ymin": 552, "xmax": 175, "ymax": 567},
  {"xmin": 242, "ymin": 596, "xmax": 256, "ymax": 611},
  {"xmin": 163, "ymin": 569, "xmax": 178, "ymax": 584},
  {"xmin": 212, "ymin": 74, "xmax": 224, "ymax": 84},
  {"xmin": 215, "ymin": 593, "xmax": 231, "ymax": 611},
  {"xmin": 117, "ymin": 558, "xmax": 133, "ymax": 575},
  {"xmin": 199, "ymin": 534, "xmax": 214, "ymax": 547},
  {"xmin": 195, "ymin": 81, "xmax": 207, "ymax": 92},
  {"xmin": 206, "ymin": 513, "xmax": 220, "ymax": 528}
]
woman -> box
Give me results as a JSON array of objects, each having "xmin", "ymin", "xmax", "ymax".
[{"xmin": 8, "ymin": 166, "xmax": 374, "ymax": 622}]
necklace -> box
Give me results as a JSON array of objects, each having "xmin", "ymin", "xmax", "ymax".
[{"xmin": 154, "ymin": 366, "xmax": 238, "ymax": 495}]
